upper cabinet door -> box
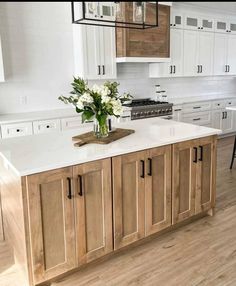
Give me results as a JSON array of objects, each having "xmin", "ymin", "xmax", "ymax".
[
  {"xmin": 229, "ymin": 19, "xmax": 236, "ymax": 34},
  {"xmin": 183, "ymin": 30, "xmax": 198, "ymax": 76},
  {"xmin": 227, "ymin": 35, "xmax": 236, "ymax": 75},
  {"xmin": 213, "ymin": 33, "xmax": 228, "ymax": 76},
  {"xmin": 99, "ymin": 27, "xmax": 117, "ymax": 79},
  {"xmin": 184, "ymin": 14, "xmax": 200, "ymax": 30},
  {"xmin": 26, "ymin": 167, "xmax": 76, "ymax": 284},
  {"xmin": 170, "ymin": 10, "xmax": 183, "ymax": 29},
  {"xmin": 0, "ymin": 36, "xmax": 4, "ymax": 82},
  {"xmin": 215, "ymin": 19, "xmax": 228, "ymax": 33},
  {"xmin": 73, "ymin": 159, "xmax": 113, "ymax": 265},
  {"xmin": 171, "ymin": 28, "xmax": 184, "ymax": 77},
  {"xmin": 145, "ymin": 146, "xmax": 172, "ymax": 236},
  {"xmin": 200, "ymin": 17, "xmax": 215, "ymax": 32},
  {"xmin": 198, "ymin": 32, "xmax": 214, "ymax": 76},
  {"xmin": 112, "ymin": 150, "xmax": 146, "ymax": 250}
]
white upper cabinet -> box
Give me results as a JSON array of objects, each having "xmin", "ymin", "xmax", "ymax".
[
  {"xmin": 184, "ymin": 13, "xmax": 214, "ymax": 32},
  {"xmin": 73, "ymin": 25, "xmax": 116, "ymax": 80},
  {"xmin": 215, "ymin": 19, "xmax": 236, "ymax": 34},
  {"xmin": 0, "ymin": 36, "xmax": 4, "ymax": 82},
  {"xmin": 149, "ymin": 28, "xmax": 183, "ymax": 78},
  {"xmin": 213, "ymin": 33, "xmax": 236, "ymax": 76},
  {"xmin": 170, "ymin": 10, "xmax": 183, "ymax": 29},
  {"xmin": 183, "ymin": 30, "xmax": 214, "ymax": 77}
]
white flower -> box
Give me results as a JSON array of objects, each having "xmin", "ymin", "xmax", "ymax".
[
  {"xmin": 101, "ymin": 94, "xmax": 110, "ymax": 104},
  {"xmin": 91, "ymin": 84, "xmax": 100, "ymax": 94},
  {"xmin": 110, "ymin": 99, "xmax": 123, "ymax": 116},
  {"xmin": 76, "ymin": 99, "xmax": 84, "ymax": 110},
  {"xmin": 80, "ymin": 92, "xmax": 93, "ymax": 104}
]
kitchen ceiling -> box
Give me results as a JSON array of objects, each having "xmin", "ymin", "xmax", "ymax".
[{"xmin": 182, "ymin": 2, "xmax": 236, "ymax": 14}]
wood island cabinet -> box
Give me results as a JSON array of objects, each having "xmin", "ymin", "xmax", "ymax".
[
  {"xmin": 112, "ymin": 145, "xmax": 172, "ymax": 250},
  {"xmin": 172, "ymin": 136, "xmax": 217, "ymax": 224},
  {"xmin": 26, "ymin": 167, "xmax": 77, "ymax": 284},
  {"xmin": 73, "ymin": 159, "xmax": 113, "ymax": 265},
  {"xmin": 0, "ymin": 136, "xmax": 217, "ymax": 286}
]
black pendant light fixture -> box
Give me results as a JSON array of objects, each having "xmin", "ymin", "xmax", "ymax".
[{"xmin": 71, "ymin": 2, "xmax": 159, "ymax": 29}]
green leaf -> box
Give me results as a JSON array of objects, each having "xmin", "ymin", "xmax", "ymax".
[{"xmin": 82, "ymin": 110, "xmax": 95, "ymax": 123}]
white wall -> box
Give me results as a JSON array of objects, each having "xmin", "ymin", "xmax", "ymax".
[{"xmin": 0, "ymin": 2, "xmax": 236, "ymax": 114}]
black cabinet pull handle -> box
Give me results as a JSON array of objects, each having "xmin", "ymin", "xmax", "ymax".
[
  {"xmin": 98, "ymin": 65, "xmax": 101, "ymax": 75},
  {"xmin": 225, "ymin": 65, "xmax": 228, "ymax": 73},
  {"xmin": 173, "ymin": 65, "xmax": 176, "ymax": 74},
  {"xmin": 148, "ymin": 158, "xmax": 152, "ymax": 176},
  {"xmin": 67, "ymin": 177, "xmax": 72, "ymax": 199},
  {"xmin": 102, "ymin": 65, "xmax": 105, "ymax": 75},
  {"xmin": 200, "ymin": 65, "xmax": 203, "ymax": 73},
  {"xmin": 228, "ymin": 65, "xmax": 230, "ymax": 72},
  {"xmin": 170, "ymin": 65, "xmax": 173, "ymax": 74},
  {"xmin": 225, "ymin": 111, "xmax": 228, "ymax": 119},
  {"xmin": 197, "ymin": 65, "xmax": 200, "ymax": 73},
  {"xmin": 199, "ymin": 146, "xmax": 203, "ymax": 161},
  {"xmin": 140, "ymin": 160, "xmax": 145, "ymax": 178},
  {"xmin": 78, "ymin": 175, "xmax": 83, "ymax": 196},
  {"xmin": 193, "ymin": 147, "xmax": 198, "ymax": 163}
]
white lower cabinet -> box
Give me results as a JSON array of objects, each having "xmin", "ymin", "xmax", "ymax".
[
  {"xmin": 33, "ymin": 119, "xmax": 61, "ymax": 134},
  {"xmin": 1, "ymin": 122, "xmax": 33, "ymax": 139}
]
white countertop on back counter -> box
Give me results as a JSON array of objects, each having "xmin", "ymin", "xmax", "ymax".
[
  {"xmin": 0, "ymin": 118, "xmax": 221, "ymax": 177},
  {"xmin": 169, "ymin": 93, "xmax": 236, "ymax": 105}
]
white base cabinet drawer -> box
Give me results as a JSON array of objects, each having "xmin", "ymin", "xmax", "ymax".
[
  {"xmin": 61, "ymin": 117, "xmax": 82, "ymax": 130},
  {"xmin": 33, "ymin": 119, "xmax": 61, "ymax": 134},
  {"xmin": 182, "ymin": 111, "xmax": 212, "ymax": 126},
  {"xmin": 183, "ymin": 101, "xmax": 212, "ymax": 113},
  {"xmin": 1, "ymin": 122, "xmax": 33, "ymax": 138}
]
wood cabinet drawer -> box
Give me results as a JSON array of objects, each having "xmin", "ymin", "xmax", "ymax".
[
  {"xmin": 182, "ymin": 111, "xmax": 211, "ymax": 126},
  {"xmin": 183, "ymin": 101, "xmax": 212, "ymax": 113},
  {"xmin": 1, "ymin": 122, "xmax": 33, "ymax": 138},
  {"xmin": 61, "ymin": 116, "xmax": 82, "ymax": 130},
  {"xmin": 33, "ymin": 119, "xmax": 61, "ymax": 134}
]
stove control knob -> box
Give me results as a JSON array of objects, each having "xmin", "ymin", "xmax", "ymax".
[{"xmin": 151, "ymin": 110, "xmax": 154, "ymax": 114}]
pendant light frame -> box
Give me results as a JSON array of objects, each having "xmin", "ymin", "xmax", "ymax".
[{"xmin": 71, "ymin": 1, "xmax": 159, "ymax": 29}]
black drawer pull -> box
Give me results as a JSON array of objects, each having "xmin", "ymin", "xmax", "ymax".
[
  {"xmin": 193, "ymin": 118, "xmax": 201, "ymax": 121},
  {"xmin": 193, "ymin": 106, "xmax": 201, "ymax": 109},
  {"xmin": 78, "ymin": 175, "xmax": 83, "ymax": 196},
  {"xmin": 199, "ymin": 146, "xmax": 203, "ymax": 161},
  {"xmin": 140, "ymin": 160, "xmax": 145, "ymax": 178},
  {"xmin": 102, "ymin": 65, "xmax": 105, "ymax": 75},
  {"xmin": 67, "ymin": 177, "xmax": 72, "ymax": 199},
  {"xmin": 148, "ymin": 158, "xmax": 152, "ymax": 176},
  {"xmin": 193, "ymin": 147, "xmax": 198, "ymax": 163}
]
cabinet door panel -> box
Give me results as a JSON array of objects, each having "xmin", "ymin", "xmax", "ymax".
[
  {"xmin": 74, "ymin": 159, "xmax": 113, "ymax": 265},
  {"xmin": 112, "ymin": 151, "xmax": 145, "ymax": 250},
  {"xmin": 171, "ymin": 29, "xmax": 184, "ymax": 77},
  {"xmin": 195, "ymin": 137, "xmax": 216, "ymax": 214},
  {"xmin": 227, "ymin": 35, "xmax": 236, "ymax": 75},
  {"xmin": 213, "ymin": 33, "xmax": 228, "ymax": 75},
  {"xmin": 26, "ymin": 167, "xmax": 76, "ymax": 284},
  {"xmin": 222, "ymin": 110, "xmax": 234, "ymax": 133},
  {"xmin": 199, "ymin": 32, "xmax": 214, "ymax": 76},
  {"xmin": 145, "ymin": 146, "xmax": 172, "ymax": 236},
  {"xmin": 172, "ymin": 141, "xmax": 196, "ymax": 224},
  {"xmin": 183, "ymin": 30, "xmax": 198, "ymax": 76},
  {"xmin": 100, "ymin": 27, "xmax": 117, "ymax": 79}
]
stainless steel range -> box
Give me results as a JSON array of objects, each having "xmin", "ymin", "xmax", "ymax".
[{"xmin": 123, "ymin": 98, "xmax": 173, "ymax": 120}]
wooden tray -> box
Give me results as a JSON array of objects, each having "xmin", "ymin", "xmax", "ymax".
[{"xmin": 72, "ymin": 128, "xmax": 135, "ymax": 147}]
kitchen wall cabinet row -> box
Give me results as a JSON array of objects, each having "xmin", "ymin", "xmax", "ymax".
[
  {"xmin": 19, "ymin": 137, "xmax": 216, "ymax": 285},
  {"xmin": 149, "ymin": 27, "xmax": 236, "ymax": 78},
  {"xmin": 170, "ymin": 9, "xmax": 236, "ymax": 34},
  {"xmin": 173, "ymin": 98, "xmax": 236, "ymax": 135}
]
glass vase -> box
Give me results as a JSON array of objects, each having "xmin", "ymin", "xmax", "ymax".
[{"xmin": 93, "ymin": 117, "xmax": 109, "ymax": 138}]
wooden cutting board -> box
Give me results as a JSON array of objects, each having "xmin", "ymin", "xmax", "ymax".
[{"xmin": 72, "ymin": 128, "xmax": 135, "ymax": 147}]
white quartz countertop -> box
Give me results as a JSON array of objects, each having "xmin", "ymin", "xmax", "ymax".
[
  {"xmin": 169, "ymin": 93, "xmax": 236, "ymax": 105},
  {"xmin": 0, "ymin": 118, "xmax": 221, "ymax": 177},
  {"xmin": 226, "ymin": 106, "xmax": 236, "ymax": 111}
]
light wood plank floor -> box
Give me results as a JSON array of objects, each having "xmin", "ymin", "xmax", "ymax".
[{"xmin": 1, "ymin": 136, "xmax": 236, "ymax": 286}]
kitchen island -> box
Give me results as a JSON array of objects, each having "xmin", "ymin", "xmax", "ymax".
[{"xmin": 0, "ymin": 118, "xmax": 221, "ymax": 286}]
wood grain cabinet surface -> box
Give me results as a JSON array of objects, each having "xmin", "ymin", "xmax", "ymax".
[
  {"xmin": 172, "ymin": 136, "xmax": 217, "ymax": 224},
  {"xmin": 116, "ymin": 4, "xmax": 170, "ymax": 58},
  {"xmin": 112, "ymin": 145, "xmax": 172, "ymax": 250}
]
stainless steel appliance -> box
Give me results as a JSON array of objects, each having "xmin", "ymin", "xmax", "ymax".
[{"xmin": 123, "ymin": 98, "xmax": 173, "ymax": 120}]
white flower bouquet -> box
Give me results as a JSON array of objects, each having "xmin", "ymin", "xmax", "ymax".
[{"xmin": 59, "ymin": 77, "xmax": 132, "ymax": 137}]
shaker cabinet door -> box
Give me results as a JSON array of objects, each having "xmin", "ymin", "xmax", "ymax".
[
  {"xmin": 73, "ymin": 158, "xmax": 113, "ymax": 265},
  {"xmin": 172, "ymin": 140, "xmax": 197, "ymax": 224},
  {"xmin": 145, "ymin": 146, "xmax": 172, "ymax": 236},
  {"xmin": 112, "ymin": 151, "xmax": 146, "ymax": 250},
  {"xmin": 26, "ymin": 167, "xmax": 76, "ymax": 284}
]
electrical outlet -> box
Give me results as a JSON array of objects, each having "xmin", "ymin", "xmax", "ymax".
[{"xmin": 20, "ymin": 95, "xmax": 28, "ymax": 105}]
